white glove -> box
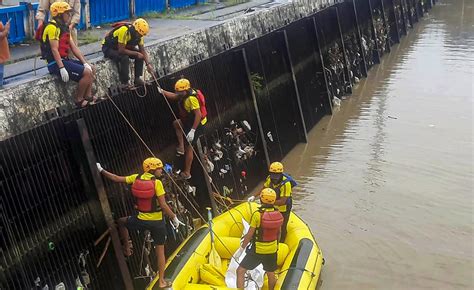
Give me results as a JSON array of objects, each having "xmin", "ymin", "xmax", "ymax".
[
  {"xmin": 186, "ymin": 129, "xmax": 196, "ymax": 142},
  {"xmin": 59, "ymin": 67, "xmax": 69, "ymax": 82},
  {"xmin": 171, "ymin": 215, "xmax": 185, "ymax": 229},
  {"xmin": 235, "ymin": 247, "xmax": 245, "ymax": 259},
  {"xmin": 96, "ymin": 163, "xmax": 103, "ymax": 172},
  {"xmin": 83, "ymin": 63, "xmax": 92, "ymax": 72},
  {"xmin": 247, "ymin": 196, "xmax": 255, "ymax": 202}
]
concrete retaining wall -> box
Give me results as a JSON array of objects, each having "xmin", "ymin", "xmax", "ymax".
[{"xmin": 0, "ymin": 0, "xmax": 333, "ymax": 140}]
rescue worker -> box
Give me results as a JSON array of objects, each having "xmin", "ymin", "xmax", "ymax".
[
  {"xmin": 40, "ymin": 1, "xmax": 96, "ymax": 108},
  {"xmin": 236, "ymin": 188, "xmax": 283, "ymax": 290},
  {"xmin": 36, "ymin": 0, "xmax": 81, "ymax": 45},
  {"xmin": 101, "ymin": 18, "xmax": 155, "ymax": 87},
  {"xmin": 247, "ymin": 162, "xmax": 293, "ymax": 242},
  {"xmin": 159, "ymin": 78, "xmax": 207, "ymax": 179},
  {"xmin": 96, "ymin": 157, "xmax": 182, "ymax": 289}
]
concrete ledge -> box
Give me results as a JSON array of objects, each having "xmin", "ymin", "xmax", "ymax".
[{"xmin": 0, "ymin": 0, "xmax": 331, "ymax": 140}]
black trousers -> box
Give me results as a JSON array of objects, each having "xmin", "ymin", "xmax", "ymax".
[
  {"xmin": 280, "ymin": 211, "xmax": 290, "ymax": 242},
  {"xmin": 102, "ymin": 46, "xmax": 144, "ymax": 84}
]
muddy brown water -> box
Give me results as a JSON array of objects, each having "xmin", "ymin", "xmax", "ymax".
[{"xmin": 282, "ymin": 0, "xmax": 473, "ymax": 289}]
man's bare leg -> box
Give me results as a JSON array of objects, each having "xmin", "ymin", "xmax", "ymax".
[
  {"xmin": 155, "ymin": 245, "xmax": 169, "ymax": 288},
  {"xmin": 75, "ymin": 68, "xmax": 93, "ymax": 103},
  {"xmin": 183, "ymin": 144, "xmax": 193, "ymax": 178},
  {"xmin": 173, "ymin": 119, "xmax": 184, "ymax": 154},
  {"xmin": 267, "ymin": 271, "xmax": 276, "ymax": 290},
  {"xmin": 236, "ymin": 265, "xmax": 247, "ymax": 288}
]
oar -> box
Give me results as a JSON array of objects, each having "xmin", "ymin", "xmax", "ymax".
[{"xmin": 206, "ymin": 207, "xmax": 222, "ymax": 269}]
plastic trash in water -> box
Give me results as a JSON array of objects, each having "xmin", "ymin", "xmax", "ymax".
[
  {"xmin": 332, "ymin": 96, "xmax": 341, "ymax": 107},
  {"xmin": 267, "ymin": 131, "xmax": 274, "ymax": 142},
  {"xmin": 164, "ymin": 163, "xmax": 173, "ymax": 174}
]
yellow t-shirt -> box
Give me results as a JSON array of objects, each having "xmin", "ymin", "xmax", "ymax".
[
  {"xmin": 126, "ymin": 172, "xmax": 165, "ymax": 221},
  {"xmin": 42, "ymin": 20, "xmax": 61, "ymax": 42},
  {"xmin": 264, "ymin": 176, "xmax": 292, "ymax": 213},
  {"xmin": 250, "ymin": 208, "xmax": 279, "ymax": 254},
  {"xmin": 101, "ymin": 25, "xmax": 144, "ymax": 46},
  {"xmin": 183, "ymin": 95, "xmax": 207, "ymax": 126}
]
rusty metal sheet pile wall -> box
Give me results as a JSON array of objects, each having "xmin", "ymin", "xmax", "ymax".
[
  {"xmin": 282, "ymin": 18, "xmax": 330, "ymax": 132},
  {"xmin": 336, "ymin": 1, "xmax": 368, "ymax": 80},
  {"xmin": 0, "ymin": 1, "xmax": 433, "ymax": 288}
]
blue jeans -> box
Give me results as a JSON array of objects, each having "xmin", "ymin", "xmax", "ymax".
[{"xmin": 0, "ymin": 63, "xmax": 4, "ymax": 88}]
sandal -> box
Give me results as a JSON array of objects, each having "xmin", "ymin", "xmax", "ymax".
[
  {"xmin": 75, "ymin": 99, "xmax": 94, "ymax": 108},
  {"xmin": 176, "ymin": 148, "xmax": 185, "ymax": 156},
  {"xmin": 157, "ymin": 280, "xmax": 172, "ymax": 289},
  {"xmin": 180, "ymin": 172, "xmax": 192, "ymax": 180},
  {"xmin": 122, "ymin": 239, "xmax": 133, "ymax": 257},
  {"xmin": 85, "ymin": 95, "xmax": 99, "ymax": 103},
  {"xmin": 119, "ymin": 83, "xmax": 133, "ymax": 91}
]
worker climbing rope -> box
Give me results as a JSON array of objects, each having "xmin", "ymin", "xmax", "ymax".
[
  {"xmin": 159, "ymin": 78, "xmax": 208, "ymax": 180},
  {"xmin": 96, "ymin": 157, "xmax": 183, "ymax": 289}
]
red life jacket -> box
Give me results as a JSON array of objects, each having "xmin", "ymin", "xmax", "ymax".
[
  {"xmin": 131, "ymin": 175, "xmax": 161, "ymax": 213},
  {"xmin": 256, "ymin": 208, "xmax": 284, "ymax": 242},
  {"xmin": 36, "ymin": 20, "xmax": 71, "ymax": 62},
  {"xmin": 178, "ymin": 89, "xmax": 208, "ymax": 122}
]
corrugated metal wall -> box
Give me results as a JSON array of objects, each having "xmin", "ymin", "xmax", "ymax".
[
  {"xmin": 136, "ymin": 0, "xmax": 167, "ymax": 17},
  {"xmin": 89, "ymin": 0, "xmax": 129, "ymax": 26},
  {"xmin": 169, "ymin": 0, "xmax": 198, "ymax": 9},
  {"xmin": 0, "ymin": 3, "xmax": 38, "ymax": 44}
]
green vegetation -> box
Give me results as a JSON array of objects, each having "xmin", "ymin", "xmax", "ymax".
[
  {"xmin": 250, "ymin": 72, "xmax": 264, "ymax": 93},
  {"xmin": 222, "ymin": 0, "xmax": 250, "ymax": 7},
  {"xmin": 78, "ymin": 31, "xmax": 102, "ymax": 45},
  {"xmin": 142, "ymin": 10, "xmax": 194, "ymax": 20}
]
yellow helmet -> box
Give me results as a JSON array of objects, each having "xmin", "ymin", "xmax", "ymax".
[
  {"xmin": 174, "ymin": 78, "xmax": 191, "ymax": 92},
  {"xmin": 269, "ymin": 162, "xmax": 284, "ymax": 173},
  {"xmin": 50, "ymin": 1, "xmax": 72, "ymax": 17},
  {"xmin": 260, "ymin": 188, "xmax": 277, "ymax": 204},
  {"xmin": 133, "ymin": 18, "xmax": 149, "ymax": 36},
  {"xmin": 142, "ymin": 157, "xmax": 163, "ymax": 172}
]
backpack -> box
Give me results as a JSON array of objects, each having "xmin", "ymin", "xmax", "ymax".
[
  {"xmin": 103, "ymin": 22, "xmax": 140, "ymax": 49},
  {"xmin": 34, "ymin": 23, "xmax": 46, "ymax": 42},
  {"xmin": 282, "ymin": 173, "xmax": 297, "ymax": 188},
  {"xmin": 195, "ymin": 89, "xmax": 207, "ymax": 119}
]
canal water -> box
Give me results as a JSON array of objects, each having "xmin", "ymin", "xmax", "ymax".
[{"xmin": 283, "ymin": 0, "xmax": 473, "ymax": 289}]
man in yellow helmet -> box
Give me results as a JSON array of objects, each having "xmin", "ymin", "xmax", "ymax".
[
  {"xmin": 247, "ymin": 162, "xmax": 294, "ymax": 241},
  {"xmin": 159, "ymin": 78, "xmax": 208, "ymax": 179},
  {"xmin": 102, "ymin": 18, "xmax": 155, "ymax": 87},
  {"xmin": 96, "ymin": 157, "xmax": 181, "ymax": 288},
  {"xmin": 38, "ymin": 1, "xmax": 96, "ymax": 108},
  {"xmin": 236, "ymin": 188, "xmax": 283, "ymax": 290},
  {"xmin": 36, "ymin": 0, "xmax": 81, "ymax": 45}
]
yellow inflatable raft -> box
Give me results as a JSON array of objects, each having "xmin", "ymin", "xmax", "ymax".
[{"xmin": 147, "ymin": 202, "xmax": 324, "ymax": 289}]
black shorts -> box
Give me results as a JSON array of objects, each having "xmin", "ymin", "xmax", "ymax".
[
  {"xmin": 240, "ymin": 251, "xmax": 277, "ymax": 272},
  {"xmin": 184, "ymin": 124, "xmax": 205, "ymax": 147},
  {"xmin": 47, "ymin": 59, "xmax": 85, "ymax": 82},
  {"xmin": 125, "ymin": 216, "xmax": 167, "ymax": 245}
]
